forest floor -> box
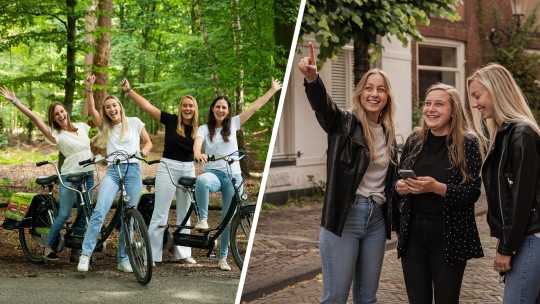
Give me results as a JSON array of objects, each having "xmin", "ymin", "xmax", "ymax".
[{"xmin": 0, "ymin": 129, "xmax": 266, "ymax": 279}]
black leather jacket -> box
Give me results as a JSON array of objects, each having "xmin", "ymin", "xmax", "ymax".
[
  {"xmin": 304, "ymin": 76, "xmax": 398, "ymax": 238},
  {"xmin": 483, "ymin": 123, "xmax": 540, "ymax": 256}
]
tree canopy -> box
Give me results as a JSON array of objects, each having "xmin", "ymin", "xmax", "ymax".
[
  {"xmin": 300, "ymin": 0, "xmax": 460, "ymax": 83},
  {"xmin": 0, "ymin": 0, "xmax": 299, "ymax": 159}
]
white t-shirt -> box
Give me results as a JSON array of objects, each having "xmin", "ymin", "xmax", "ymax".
[
  {"xmin": 45, "ymin": 122, "xmax": 93, "ymax": 175},
  {"xmin": 197, "ymin": 115, "xmax": 241, "ymax": 174},
  {"xmin": 98, "ymin": 117, "xmax": 145, "ymax": 164}
]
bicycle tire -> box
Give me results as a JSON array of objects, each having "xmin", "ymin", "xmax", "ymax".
[
  {"xmin": 19, "ymin": 197, "xmax": 56, "ymax": 263},
  {"xmin": 123, "ymin": 208, "xmax": 153, "ymax": 285},
  {"xmin": 229, "ymin": 203, "xmax": 256, "ymax": 270}
]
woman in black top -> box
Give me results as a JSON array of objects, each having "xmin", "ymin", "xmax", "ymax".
[
  {"xmin": 122, "ymin": 78, "xmax": 199, "ymax": 265},
  {"xmin": 394, "ymin": 83, "xmax": 483, "ymax": 304}
]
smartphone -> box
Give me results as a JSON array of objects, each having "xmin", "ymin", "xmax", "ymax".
[{"xmin": 398, "ymin": 169, "xmax": 418, "ymax": 180}]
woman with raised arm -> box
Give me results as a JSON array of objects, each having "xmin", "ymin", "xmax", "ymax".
[
  {"xmin": 298, "ymin": 42, "xmax": 398, "ymax": 304},
  {"xmin": 77, "ymin": 75, "xmax": 153, "ymax": 273},
  {"xmin": 467, "ymin": 63, "xmax": 540, "ymax": 303},
  {"xmin": 0, "ymin": 86, "xmax": 94, "ymax": 263},
  {"xmin": 193, "ymin": 78, "xmax": 282, "ymax": 271},
  {"xmin": 121, "ymin": 78, "xmax": 199, "ymax": 265}
]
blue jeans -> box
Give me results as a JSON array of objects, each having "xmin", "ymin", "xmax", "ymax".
[
  {"xmin": 81, "ymin": 164, "xmax": 142, "ymax": 262},
  {"xmin": 47, "ymin": 172, "xmax": 94, "ymax": 254},
  {"xmin": 319, "ymin": 197, "xmax": 386, "ymax": 304},
  {"xmin": 503, "ymin": 234, "xmax": 540, "ymax": 304},
  {"xmin": 401, "ymin": 215, "xmax": 466, "ymax": 304},
  {"xmin": 195, "ymin": 169, "xmax": 242, "ymax": 259}
]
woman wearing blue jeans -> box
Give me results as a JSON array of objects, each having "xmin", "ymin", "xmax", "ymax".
[
  {"xmin": 77, "ymin": 75, "xmax": 153, "ymax": 273},
  {"xmin": 299, "ymin": 42, "xmax": 398, "ymax": 303},
  {"xmin": 0, "ymin": 87, "xmax": 94, "ymax": 263},
  {"xmin": 467, "ymin": 63, "xmax": 540, "ymax": 304},
  {"xmin": 193, "ymin": 78, "xmax": 282, "ymax": 271}
]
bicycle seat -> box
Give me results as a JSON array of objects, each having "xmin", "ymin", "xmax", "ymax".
[
  {"xmin": 36, "ymin": 175, "xmax": 59, "ymax": 185},
  {"xmin": 178, "ymin": 176, "xmax": 196, "ymax": 187},
  {"xmin": 66, "ymin": 172, "xmax": 90, "ymax": 184},
  {"xmin": 143, "ymin": 177, "xmax": 155, "ymax": 186}
]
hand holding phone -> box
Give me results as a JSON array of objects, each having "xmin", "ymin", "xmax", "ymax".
[{"xmin": 398, "ymin": 169, "xmax": 418, "ymax": 180}]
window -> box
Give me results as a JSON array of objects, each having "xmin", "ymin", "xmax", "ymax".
[
  {"xmin": 417, "ymin": 39, "xmax": 465, "ymax": 101},
  {"xmin": 330, "ymin": 49, "xmax": 355, "ymax": 109}
]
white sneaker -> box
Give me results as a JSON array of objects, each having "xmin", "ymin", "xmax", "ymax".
[
  {"xmin": 177, "ymin": 257, "xmax": 197, "ymax": 264},
  {"xmin": 194, "ymin": 219, "xmax": 209, "ymax": 230},
  {"xmin": 218, "ymin": 258, "xmax": 231, "ymax": 271},
  {"xmin": 117, "ymin": 261, "xmax": 133, "ymax": 273},
  {"xmin": 77, "ymin": 255, "xmax": 90, "ymax": 272}
]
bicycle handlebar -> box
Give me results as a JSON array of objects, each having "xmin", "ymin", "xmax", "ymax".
[{"xmin": 36, "ymin": 161, "xmax": 49, "ymax": 167}]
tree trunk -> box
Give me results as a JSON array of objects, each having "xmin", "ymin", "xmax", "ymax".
[
  {"xmin": 353, "ymin": 36, "xmax": 371, "ymax": 87},
  {"xmin": 273, "ymin": 0, "xmax": 296, "ymax": 109},
  {"xmin": 64, "ymin": 0, "xmax": 77, "ymax": 115},
  {"xmin": 94, "ymin": 0, "xmax": 113, "ymax": 110},
  {"xmin": 83, "ymin": 0, "xmax": 97, "ymax": 117},
  {"xmin": 231, "ymin": 0, "xmax": 247, "ymax": 172},
  {"xmin": 195, "ymin": 0, "xmax": 220, "ymax": 96}
]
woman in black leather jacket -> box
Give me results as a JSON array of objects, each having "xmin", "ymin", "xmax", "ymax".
[
  {"xmin": 299, "ymin": 42, "xmax": 398, "ymax": 304},
  {"xmin": 467, "ymin": 63, "xmax": 540, "ymax": 304},
  {"xmin": 394, "ymin": 83, "xmax": 483, "ymax": 304}
]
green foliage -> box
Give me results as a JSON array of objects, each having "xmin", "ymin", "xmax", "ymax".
[
  {"xmin": 478, "ymin": 2, "xmax": 540, "ymax": 122},
  {"xmin": 261, "ymin": 202, "xmax": 278, "ymax": 211},
  {"xmin": 0, "ymin": 178, "xmax": 11, "ymax": 198},
  {"xmin": 0, "ymin": 0, "xmax": 298, "ymax": 160},
  {"xmin": 0, "ymin": 149, "xmax": 58, "ymax": 165},
  {"xmin": 412, "ymin": 105, "xmax": 423, "ymax": 129},
  {"xmin": 307, "ymin": 174, "xmax": 325, "ymax": 198},
  {"xmin": 300, "ymin": 0, "xmax": 460, "ymax": 68}
]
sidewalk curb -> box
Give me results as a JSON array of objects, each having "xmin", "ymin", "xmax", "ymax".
[{"xmin": 243, "ymin": 202, "xmax": 488, "ymax": 302}]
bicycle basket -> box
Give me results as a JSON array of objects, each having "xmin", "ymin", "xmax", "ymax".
[{"xmin": 2, "ymin": 193, "xmax": 41, "ymax": 230}]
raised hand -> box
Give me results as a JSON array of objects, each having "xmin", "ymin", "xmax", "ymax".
[
  {"xmin": 298, "ymin": 41, "xmax": 318, "ymax": 82},
  {"xmin": 271, "ymin": 78, "xmax": 283, "ymax": 92},
  {"xmin": 120, "ymin": 78, "xmax": 131, "ymax": 92},
  {"xmin": 85, "ymin": 74, "xmax": 96, "ymax": 90},
  {"xmin": 0, "ymin": 86, "xmax": 17, "ymax": 103}
]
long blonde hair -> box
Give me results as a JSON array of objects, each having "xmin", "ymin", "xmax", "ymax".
[
  {"xmin": 94, "ymin": 95, "xmax": 128, "ymax": 149},
  {"xmin": 466, "ymin": 63, "xmax": 540, "ymax": 155},
  {"xmin": 351, "ymin": 68, "xmax": 396, "ymax": 163},
  {"xmin": 405, "ymin": 83, "xmax": 477, "ymax": 183},
  {"xmin": 176, "ymin": 95, "xmax": 199, "ymax": 139}
]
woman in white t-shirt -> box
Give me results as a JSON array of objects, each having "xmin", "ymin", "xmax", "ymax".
[
  {"xmin": 193, "ymin": 78, "xmax": 282, "ymax": 271},
  {"xmin": 0, "ymin": 86, "xmax": 94, "ymax": 263},
  {"xmin": 77, "ymin": 75, "xmax": 153, "ymax": 273}
]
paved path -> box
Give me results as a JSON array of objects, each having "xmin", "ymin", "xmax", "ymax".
[{"xmin": 242, "ymin": 192, "xmax": 506, "ymax": 303}]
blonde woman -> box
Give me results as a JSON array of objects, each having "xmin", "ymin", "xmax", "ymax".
[
  {"xmin": 121, "ymin": 78, "xmax": 199, "ymax": 265},
  {"xmin": 467, "ymin": 63, "xmax": 540, "ymax": 303},
  {"xmin": 298, "ymin": 42, "xmax": 398, "ymax": 303},
  {"xmin": 77, "ymin": 74, "xmax": 153, "ymax": 273},
  {"xmin": 394, "ymin": 83, "xmax": 483, "ymax": 303}
]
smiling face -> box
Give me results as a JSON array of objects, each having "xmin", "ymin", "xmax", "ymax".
[
  {"xmin": 103, "ymin": 98, "xmax": 123, "ymax": 125},
  {"xmin": 469, "ymin": 79, "xmax": 501, "ymax": 124},
  {"xmin": 180, "ymin": 97, "xmax": 195, "ymax": 125},
  {"xmin": 52, "ymin": 105, "xmax": 69, "ymax": 129},
  {"xmin": 423, "ymin": 89, "xmax": 453, "ymax": 136},
  {"xmin": 360, "ymin": 74, "xmax": 388, "ymax": 123},
  {"xmin": 212, "ymin": 99, "xmax": 230, "ymax": 126}
]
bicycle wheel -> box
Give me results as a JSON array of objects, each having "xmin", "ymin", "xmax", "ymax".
[
  {"xmin": 19, "ymin": 197, "xmax": 56, "ymax": 263},
  {"xmin": 229, "ymin": 203, "xmax": 256, "ymax": 270},
  {"xmin": 123, "ymin": 208, "xmax": 153, "ymax": 285}
]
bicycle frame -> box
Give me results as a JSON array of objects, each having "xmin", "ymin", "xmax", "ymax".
[{"xmin": 154, "ymin": 151, "xmax": 251, "ymax": 257}]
